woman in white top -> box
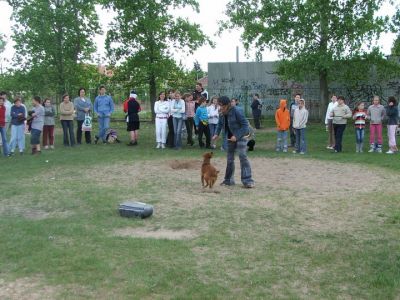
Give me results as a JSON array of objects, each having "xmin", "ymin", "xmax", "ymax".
[
  {"xmin": 207, "ymin": 95, "xmax": 219, "ymax": 149},
  {"xmin": 170, "ymin": 91, "xmax": 185, "ymax": 150},
  {"xmin": 154, "ymin": 91, "xmax": 170, "ymax": 149}
]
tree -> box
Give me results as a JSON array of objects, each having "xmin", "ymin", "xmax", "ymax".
[
  {"xmin": 223, "ymin": 0, "xmax": 390, "ymax": 119},
  {"xmin": 103, "ymin": 0, "xmax": 212, "ymax": 118},
  {"xmin": 392, "ymin": 9, "xmax": 400, "ymax": 55},
  {"xmin": 8, "ymin": 0, "xmax": 101, "ymax": 98}
]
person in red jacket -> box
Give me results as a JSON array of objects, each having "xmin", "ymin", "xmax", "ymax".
[
  {"xmin": 0, "ymin": 96, "xmax": 10, "ymax": 156},
  {"xmin": 275, "ymin": 99, "xmax": 290, "ymax": 152}
]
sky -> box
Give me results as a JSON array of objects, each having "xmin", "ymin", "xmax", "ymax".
[{"xmin": 0, "ymin": 0, "xmax": 397, "ymax": 72}]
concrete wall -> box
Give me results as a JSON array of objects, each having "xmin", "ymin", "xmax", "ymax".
[{"xmin": 208, "ymin": 61, "xmax": 400, "ymax": 119}]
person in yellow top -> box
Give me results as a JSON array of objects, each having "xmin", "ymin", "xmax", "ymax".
[{"xmin": 275, "ymin": 99, "xmax": 290, "ymax": 152}]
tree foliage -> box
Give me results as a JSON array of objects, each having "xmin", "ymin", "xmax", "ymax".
[
  {"xmin": 7, "ymin": 0, "xmax": 101, "ymax": 98},
  {"xmin": 223, "ymin": 0, "xmax": 391, "ymax": 118},
  {"xmin": 103, "ymin": 0, "xmax": 212, "ymax": 117}
]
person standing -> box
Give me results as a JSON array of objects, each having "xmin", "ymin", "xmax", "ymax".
[
  {"xmin": 194, "ymin": 97, "xmax": 211, "ymax": 149},
  {"xmin": 352, "ymin": 102, "xmax": 367, "ymax": 153},
  {"xmin": 0, "ymin": 96, "xmax": 10, "ymax": 156},
  {"xmin": 125, "ymin": 90, "xmax": 141, "ymax": 146},
  {"xmin": 166, "ymin": 89, "xmax": 175, "ymax": 148},
  {"xmin": 94, "ymin": 85, "xmax": 114, "ymax": 144},
  {"xmin": 42, "ymin": 98, "xmax": 56, "ymax": 149},
  {"xmin": 292, "ymin": 99, "xmax": 309, "ymax": 154},
  {"xmin": 325, "ymin": 94, "xmax": 337, "ymax": 149},
  {"xmin": 331, "ymin": 96, "xmax": 352, "ymax": 153},
  {"xmin": 170, "ymin": 91, "xmax": 185, "ymax": 150},
  {"xmin": 367, "ymin": 95, "xmax": 386, "ymax": 153},
  {"xmin": 385, "ymin": 96, "xmax": 399, "ymax": 154},
  {"xmin": 289, "ymin": 94, "xmax": 301, "ymax": 147},
  {"xmin": 0, "ymin": 91, "xmax": 12, "ymax": 135},
  {"xmin": 207, "ymin": 96, "xmax": 219, "ymax": 149},
  {"xmin": 74, "ymin": 87, "xmax": 92, "ymax": 144},
  {"xmin": 30, "ymin": 96, "xmax": 45, "ymax": 155},
  {"xmin": 8, "ymin": 97, "xmax": 26, "ymax": 155},
  {"xmin": 154, "ymin": 91, "xmax": 170, "ymax": 149},
  {"xmin": 59, "ymin": 94, "xmax": 75, "ymax": 147},
  {"xmin": 251, "ymin": 93, "xmax": 262, "ymax": 129},
  {"xmin": 275, "ymin": 99, "xmax": 290, "ymax": 152},
  {"xmin": 212, "ymin": 96, "xmax": 255, "ymax": 188},
  {"xmin": 184, "ymin": 93, "xmax": 195, "ymax": 146}
]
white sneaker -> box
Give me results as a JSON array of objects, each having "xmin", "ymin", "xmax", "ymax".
[
  {"xmin": 299, "ymin": 152, "xmax": 305, "ymax": 155},
  {"xmin": 44, "ymin": 145, "xmax": 49, "ymax": 150},
  {"xmin": 161, "ymin": 143, "xmax": 166, "ymax": 149},
  {"xmin": 50, "ymin": 145, "xmax": 54, "ymax": 150},
  {"xmin": 368, "ymin": 148, "xmax": 375, "ymax": 153},
  {"xmin": 386, "ymin": 150, "xmax": 394, "ymax": 154},
  {"xmin": 156, "ymin": 143, "xmax": 161, "ymax": 149},
  {"xmin": 377, "ymin": 148, "xmax": 382, "ymax": 153}
]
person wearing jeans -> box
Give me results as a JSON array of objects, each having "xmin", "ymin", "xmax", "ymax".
[
  {"xmin": 331, "ymin": 96, "xmax": 352, "ymax": 153},
  {"xmin": 94, "ymin": 85, "xmax": 114, "ymax": 144},
  {"xmin": 9, "ymin": 97, "xmax": 26, "ymax": 155},
  {"xmin": 213, "ymin": 96, "xmax": 255, "ymax": 188},
  {"xmin": 60, "ymin": 94, "xmax": 75, "ymax": 147},
  {"xmin": 0, "ymin": 96, "xmax": 10, "ymax": 156},
  {"xmin": 74, "ymin": 87, "xmax": 92, "ymax": 144},
  {"xmin": 292, "ymin": 99, "xmax": 308, "ymax": 154},
  {"xmin": 170, "ymin": 91, "xmax": 185, "ymax": 150}
]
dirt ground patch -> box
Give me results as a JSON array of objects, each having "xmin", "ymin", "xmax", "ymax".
[
  {"xmin": 113, "ymin": 227, "xmax": 197, "ymax": 240},
  {"xmin": 169, "ymin": 159, "xmax": 201, "ymax": 170},
  {"xmin": 0, "ymin": 277, "xmax": 59, "ymax": 300}
]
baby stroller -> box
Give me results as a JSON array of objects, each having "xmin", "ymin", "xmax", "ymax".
[{"xmin": 106, "ymin": 128, "xmax": 121, "ymax": 144}]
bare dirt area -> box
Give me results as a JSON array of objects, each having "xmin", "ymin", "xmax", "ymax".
[
  {"xmin": 0, "ymin": 277, "xmax": 59, "ymax": 300},
  {"xmin": 113, "ymin": 227, "xmax": 197, "ymax": 240}
]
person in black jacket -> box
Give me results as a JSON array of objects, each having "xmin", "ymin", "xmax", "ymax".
[
  {"xmin": 251, "ymin": 93, "xmax": 262, "ymax": 129},
  {"xmin": 126, "ymin": 91, "xmax": 141, "ymax": 146},
  {"xmin": 385, "ymin": 96, "xmax": 399, "ymax": 154}
]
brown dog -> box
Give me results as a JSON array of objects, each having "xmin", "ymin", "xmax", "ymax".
[{"xmin": 201, "ymin": 152, "xmax": 219, "ymax": 188}]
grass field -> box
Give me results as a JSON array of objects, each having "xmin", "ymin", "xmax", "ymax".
[{"xmin": 0, "ymin": 119, "xmax": 400, "ymax": 299}]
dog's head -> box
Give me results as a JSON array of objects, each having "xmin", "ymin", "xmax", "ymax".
[{"xmin": 203, "ymin": 152, "xmax": 213, "ymax": 160}]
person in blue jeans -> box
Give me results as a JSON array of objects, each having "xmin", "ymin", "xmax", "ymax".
[
  {"xmin": 94, "ymin": 85, "xmax": 114, "ymax": 144},
  {"xmin": 212, "ymin": 96, "xmax": 255, "ymax": 188}
]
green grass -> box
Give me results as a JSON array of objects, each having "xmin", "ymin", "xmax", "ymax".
[{"xmin": 0, "ymin": 120, "xmax": 399, "ymax": 299}]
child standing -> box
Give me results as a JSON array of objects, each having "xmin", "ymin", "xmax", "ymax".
[
  {"xmin": 367, "ymin": 95, "xmax": 385, "ymax": 153},
  {"xmin": 125, "ymin": 90, "xmax": 141, "ymax": 146},
  {"xmin": 352, "ymin": 102, "xmax": 367, "ymax": 153},
  {"xmin": 170, "ymin": 91, "xmax": 185, "ymax": 150},
  {"xmin": 184, "ymin": 93, "xmax": 195, "ymax": 146},
  {"xmin": 30, "ymin": 96, "xmax": 45, "ymax": 155},
  {"xmin": 385, "ymin": 96, "xmax": 399, "ymax": 154},
  {"xmin": 0, "ymin": 96, "xmax": 10, "ymax": 156},
  {"xmin": 42, "ymin": 98, "xmax": 56, "ymax": 149},
  {"xmin": 154, "ymin": 91, "xmax": 170, "ymax": 149},
  {"xmin": 275, "ymin": 99, "xmax": 290, "ymax": 152},
  {"xmin": 207, "ymin": 96, "xmax": 219, "ymax": 149},
  {"xmin": 292, "ymin": 99, "xmax": 308, "ymax": 154},
  {"xmin": 194, "ymin": 97, "xmax": 211, "ymax": 149}
]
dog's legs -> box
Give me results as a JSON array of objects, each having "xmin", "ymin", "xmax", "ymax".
[{"xmin": 201, "ymin": 175, "xmax": 205, "ymax": 187}]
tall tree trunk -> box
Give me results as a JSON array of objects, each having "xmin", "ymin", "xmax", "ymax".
[
  {"xmin": 319, "ymin": 68, "xmax": 329, "ymax": 122},
  {"xmin": 149, "ymin": 73, "xmax": 156, "ymax": 122}
]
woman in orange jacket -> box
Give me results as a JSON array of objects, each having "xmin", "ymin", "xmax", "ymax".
[{"xmin": 275, "ymin": 99, "xmax": 290, "ymax": 152}]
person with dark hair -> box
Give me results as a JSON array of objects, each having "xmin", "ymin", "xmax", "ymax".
[
  {"xmin": 73, "ymin": 87, "xmax": 92, "ymax": 144},
  {"xmin": 331, "ymin": 95, "xmax": 352, "ymax": 153},
  {"xmin": 184, "ymin": 93, "xmax": 195, "ymax": 146},
  {"xmin": 0, "ymin": 91, "xmax": 11, "ymax": 137},
  {"xmin": 9, "ymin": 97, "xmax": 26, "ymax": 155},
  {"xmin": 125, "ymin": 90, "xmax": 141, "ymax": 146},
  {"xmin": 385, "ymin": 96, "xmax": 398, "ymax": 154},
  {"xmin": 154, "ymin": 91, "xmax": 170, "ymax": 148},
  {"xmin": 325, "ymin": 94, "xmax": 337, "ymax": 149},
  {"xmin": 94, "ymin": 85, "xmax": 114, "ymax": 144},
  {"xmin": 192, "ymin": 82, "xmax": 208, "ymax": 102},
  {"xmin": 251, "ymin": 93, "xmax": 262, "ymax": 129},
  {"xmin": 289, "ymin": 93, "xmax": 301, "ymax": 147},
  {"xmin": 0, "ymin": 96, "xmax": 10, "ymax": 156},
  {"xmin": 212, "ymin": 96, "xmax": 255, "ymax": 188},
  {"xmin": 42, "ymin": 98, "xmax": 56, "ymax": 149},
  {"xmin": 59, "ymin": 94, "xmax": 75, "ymax": 147},
  {"xmin": 166, "ymin": 89, "xmax": 175, "ymax": 148},
  {"xmin": 194, "ymin": 96, "xmax": 211, "ymax": 149},
  {"xmin": 30, "ymin": 96, "xmax": 45, "ymax": 154}
]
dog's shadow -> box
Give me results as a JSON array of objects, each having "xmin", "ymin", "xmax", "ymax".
[{"xmin": 201, "ymin": 189, "xmax": 221, "ymax": 194}]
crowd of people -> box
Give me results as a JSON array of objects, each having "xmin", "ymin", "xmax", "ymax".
[{"xmin": 0, "ymin": 85, "xmax": 399, "ymax": 158}]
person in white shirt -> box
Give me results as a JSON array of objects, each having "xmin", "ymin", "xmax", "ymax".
[
  {"xmin": 170, "ymin": 91, "xmax": 185, "ymax": 150},
  {"xmin": 325, "ymin": 94, "xmax": 337, "ymax": 149},
  {"xmin": 154, "ymin": 91, "xmax": 170, "ymax": 149},
  {"xmin": 207, "ymin": 96, "xmax": 219, "ymax": 149}
]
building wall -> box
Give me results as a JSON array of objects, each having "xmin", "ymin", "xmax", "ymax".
[{"xmin": 208, "ymin": 62, "xmax": 400, "ymax": 119}]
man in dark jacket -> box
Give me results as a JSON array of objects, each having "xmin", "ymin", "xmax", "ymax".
[
  {"xmin": 251, "ymin": 93, "xmax": 262, "ymax": 129},
  {"xmin": 212, "ymin": 96, "xmax": 255, "ymax": 188}
]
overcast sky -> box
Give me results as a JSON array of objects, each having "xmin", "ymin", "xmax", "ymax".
[{"xmin": 0, "ymin": 0, "xmax": 397, "ymax": 72}]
